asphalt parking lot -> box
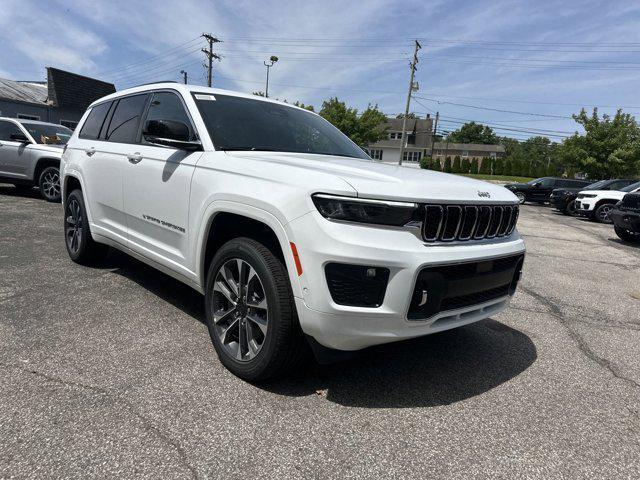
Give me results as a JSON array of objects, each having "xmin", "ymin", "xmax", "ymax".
[{"xmin": 1, "ymin": 184, "xmax": 639, "ymax": 479}]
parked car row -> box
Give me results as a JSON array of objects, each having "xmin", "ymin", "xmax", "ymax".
[{"xmin": 504, "ymin": 176, "xmax": 640, "ymax": 244}]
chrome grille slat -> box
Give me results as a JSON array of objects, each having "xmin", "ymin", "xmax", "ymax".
[{"xmin": 421, "ymin": 204, "xmax": 519, "ymax": 243}]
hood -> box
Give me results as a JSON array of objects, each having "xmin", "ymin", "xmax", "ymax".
[
  {"xmin": 225, "ymin": 152, "xmax": 519, "ymax": 204},
  {"xmin": 581, "ymin": 189, "xmax": 626, "ymax": 199}
]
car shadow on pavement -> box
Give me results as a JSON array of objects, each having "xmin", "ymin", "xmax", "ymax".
[
  {"xmin": 263, "ymin": 320, "xmax": 537, "ymax": 408},
  {"xmin": 100, "ymin": 248, "xmax": 537, "ymax": 409},
  {"xmin": 0, "ymin": 184, "xmax": 40, "ymax": 200}
]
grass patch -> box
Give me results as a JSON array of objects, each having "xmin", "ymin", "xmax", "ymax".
[{"xmin": 457, "ymin": 173, "xmax": 535, "ymax": 183}]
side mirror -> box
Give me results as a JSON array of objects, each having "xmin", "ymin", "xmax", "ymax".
[
  {"xmin": 532, "ymin": 181, "xmax": 541, "ymax": 188},
  {"xmin": 142, "ymin": 119, "xmax": 201, "ymax": 151},
  {"xmin": 10, "ymin": 132, "xmax": 30, "ymax": 143}
]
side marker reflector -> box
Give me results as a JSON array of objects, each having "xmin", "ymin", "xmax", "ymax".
[{"xmin": 290, "ymin": 242, "xmax": 303, "ymax": 276}]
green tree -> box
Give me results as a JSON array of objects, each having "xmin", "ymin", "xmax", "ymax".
[
  {"xmin": 447, "ymin": 122, "xmax": 498, "ymax": 145},
  {"xmin": 396, "ymin": 112, "xmax": 417, "ymax": 119},
  {"xmin": 293, "ymin": 100, "xmax": 314, "ymax": 111},
  {"xmin": 557, "ymin": 108, "xmax": 640, "ymax": 178},
  {"xmin": 461, "ymin": 157, "xmax": 470, "ymax": 174},
  {"xmin": 452, "ymin": 155, "xmax": 462, "ymax": 173},
  {"xmin": 503, "ymin": 159, "xmax": 513, "ymax": 176},
  {"xmin": 494, "ymin": 158, "xmax": 504, "ymax": 175},
  {"xmin": 444, "ymin": 157, "xmax": 453, "ymax": 173},
  {"xmin": 319, "ymin": 97, "xmax": 387, "ymax": 146}
]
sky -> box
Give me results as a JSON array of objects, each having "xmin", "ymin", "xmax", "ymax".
[{"xmin": 1, "ymin": 0, "xmax": 640, "ymax": 140}]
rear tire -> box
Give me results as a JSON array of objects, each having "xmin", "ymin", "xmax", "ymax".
[
  {"xmin": 204, "ymin": 237, "xmax": 305, "ymax": 381},
  {"xmin": 64, "ymin": 189, "xmax": 109, "ymax": 264},
  {"xmin": 38, "ymin": 166, "xmax": 61, "ymax": 202},
  {"xmin": 594, "ymin": 203, "xmax": 615, "ymax": 224},
  {"xmin": 614, "ymin": 225, "xmax": 640, "ymax": 243}
]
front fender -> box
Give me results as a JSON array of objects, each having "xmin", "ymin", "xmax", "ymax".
[{"xmin": 194, "ymin": 200, "xmax": 303, "ymax": 298}]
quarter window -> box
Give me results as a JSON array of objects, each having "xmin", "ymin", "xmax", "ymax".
[
  {"xmin": 142, "ymin": 92, "xmax": 196, "ymax": 142},
  {"xmin": 105, "ymin": 94, "xmax": 149, "ymax": 143},
  {"xmin": 79, "ymin": 101, "xmax": 112, "ymax": 140},
  {"xmin": 0, "ymin": 120, "xmax": 24, "ymax": 141}
]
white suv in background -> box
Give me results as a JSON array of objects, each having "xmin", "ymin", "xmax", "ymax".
[
  {"xmin": 575, "ymin": 180, "xmax": 640, "ymax": 223},
  {"xmin": 0, "ymin": 117, "xmax": 73, "ymax": 201},
  {"xmin": 60, "ymin": 83, "xmax": 525, "ymax": 380}
]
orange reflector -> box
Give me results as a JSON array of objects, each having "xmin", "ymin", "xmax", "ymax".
[{"xmin": 290, "ymin": 242, "xmax": 303, "ymax": 276}]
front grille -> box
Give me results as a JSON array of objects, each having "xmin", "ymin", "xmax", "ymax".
[
  {"xmin": 620, "ymin": 194, "xmax": 640, "ymax": 210},
  {"xmin": 408, "ymin": 254, "xmax": 524, "ymax": 320},
  {"xmin": 421, "ymin": 204, "xmax": 518, "ymax": 242}
]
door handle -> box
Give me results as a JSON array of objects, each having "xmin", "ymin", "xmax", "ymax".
[
  {"xmin": 127, "ymin": 153, "xmax": 143, "ymax": 164},
  {"xmin": 85, "ymin": 148, "xmax": 95, "ymax": 156}
]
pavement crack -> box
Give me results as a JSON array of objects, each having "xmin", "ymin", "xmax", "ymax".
[
  {"xmin": 520, "ymin": 286, "xmax": 640, "ymax": 391},
  {"xmin": 0, "ymin": 362, "xmax": 199, "ymax": 479}
]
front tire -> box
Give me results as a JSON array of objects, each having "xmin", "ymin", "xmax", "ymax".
[
  {"xmin": 614, "ymin": 225, "xmax": 640, "ymax": 243},
  {"xmin": 38, "ymin": 166, "xmax": 61, "ymax": 202},
  {"xmin": 515, "ymin": 192, "xmax": 526, "ymax": 204},
  {"xmin": 205, "ymin": 238, "xmax": 304, "ymax": 381},
  {"xmin": 64, "ymin": 189, "xmax": 109, "ymax": 264},
  {"xmin": 565, "ymin": 200, "xmax": 577, "ymax": 216},
  {"xmin": 594, "ymin": 203, "xmax": 614, "ymax": 224}
]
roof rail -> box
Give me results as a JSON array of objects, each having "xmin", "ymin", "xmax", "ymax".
[{"xmin": 132, "ymin": 80, "xmax": 180, "ymax": 87}]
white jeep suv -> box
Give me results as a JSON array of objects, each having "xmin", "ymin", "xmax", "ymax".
[
  {"xmin": 575, "ymin": 180, "xmax": 640, "ymax": 223},
  {"xmin": 61, "ymin": 83, "xmax": 525, "ymax": 380}
]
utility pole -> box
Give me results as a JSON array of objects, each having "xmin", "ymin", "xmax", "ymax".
[
  {"xmin": 202, "ymin": 33, "xmax": 221, "ymax": 87},
  {"xmin": 429, "ymin": 111, "xmax": 439, "ymax": 158},
  {"xmin": 263, "ymin": 56, "xmax": 278, "ymax": 98},
  {"xmin": 398, "ymin": 39, "xmax": 422, "ymax": 165},
  {"xmin": 180, "ymin": 70, "xmax": 188, "ymax": 84}
]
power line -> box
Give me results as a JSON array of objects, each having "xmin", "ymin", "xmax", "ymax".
[{"xmin": 413, "ymin": 96, "xmax": 573, "ymax": 119}]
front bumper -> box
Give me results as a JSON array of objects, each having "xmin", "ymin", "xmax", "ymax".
[
  {"xmin": 574, "ymin": 200, "xmax": 595, "ymax": 217},
  {"xmin": 610, "ymin": 208, "xmax": 640, "ymax": 232},
  {"xmin": 550, "ymin": 196, "xmax": 568, "ymax": 211},
  {"xmin": 288, "ymin": 211, "xmax": 526, "ymax": 351}
]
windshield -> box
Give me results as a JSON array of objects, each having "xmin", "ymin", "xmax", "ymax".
[
  {"xmin": 584, "ymin": 180, "xmax": 608, "ymax": 190},
  {"xmin": 526, "ymin": 177, "xmax": 545, "ymax": 185},
  {"xmin": 21, "ymin": 123, "xmax": 72, "ymax": 145},
  {"xmin": 621, "ymin": 181, "xmax": 640, "ymax": 192},
  {"xmin": 192, "ymin": 93, "xmax": 370, "ymax": 160}
]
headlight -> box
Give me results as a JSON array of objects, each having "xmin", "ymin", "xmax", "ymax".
[{"xmin": 312, "ymin": 194, "xmax": 419, "ymax": 226}]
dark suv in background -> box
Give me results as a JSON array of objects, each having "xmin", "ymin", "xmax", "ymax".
[
  {"xmin": 504, "ymin": 177, "xmax": 592, "ymax": 205},
  {"xmin": 610, "ymin": 193, "xmax": 640, "ymax": 243},
  {"xmin": 550, "ymin": 179, "xmax": 638, "ymax": 215}
]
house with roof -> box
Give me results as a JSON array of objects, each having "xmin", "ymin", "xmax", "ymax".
[
  {"xmin": 0, "ymin": 67, "xmax": 115, "ymax": 130},
  {"xmin": 366, "ymin": 116, "xmax": 434, "ymax": 164},
  {"xmin": 432, "ymin": 141, "xmax": 506, "ymax": 162}
]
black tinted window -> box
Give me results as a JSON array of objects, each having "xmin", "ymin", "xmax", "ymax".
[
  {"xmin": 193, "ymin": 93, "xmax": 369, "ymax": 159},
  {"xmin": 0, "ymin": 120, "xmax": 24, "ymax": 141},
  {"xmin": 143, "ymin": 92, "xmax": 196, "ymax": 142},
  {"xmin": 105, "ymin": 94, "xmax": 148, "ymax": 143},
  {"xmin": 79, "ymin": 102, "xmax": 112, "ymax": 140}
]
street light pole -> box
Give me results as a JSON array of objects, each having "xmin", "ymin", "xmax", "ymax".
[
  {"xmin": 263, "ymin": 56, "xmax": 278, "ymax": 98},
  {"xmin": 180, "ymin": 70, "xmax": 188, "ymax": 84}
]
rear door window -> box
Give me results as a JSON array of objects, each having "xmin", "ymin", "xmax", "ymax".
[
  {"xmin": 79, "ymin": 101, "xmax": 112, "ymax": 140},
  {"xmin": 0, "ymin": 120, "xmax": 24, "ymax": 141},
  {"xmin": 104, "ymin": 94, "xmax": 149, "ymax": 144}
]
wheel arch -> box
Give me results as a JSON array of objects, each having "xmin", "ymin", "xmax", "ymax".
[
  {"xmin": 33, "ymin": 157, "xmax": 61, "ymax": 183},
  {"xmin": 594, "ymin": 198, "xmax": 618, "ymax": 209},
  {"xmin": 196, "ymin": 201, "xmax": 301, "ymax": 298}
]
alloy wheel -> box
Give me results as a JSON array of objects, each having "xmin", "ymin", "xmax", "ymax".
[
  {"xmin": 65, "ymin": 198, "xmax": 83, "ymax": 254},
  {"xmin": 597, "ymin": 204, "xmax": 613, "ymax": 223},
  {"xmin": 211, "ymin": 258, "xmax": 268, "ymax": 362},
  {"xmin": 42, "ymin": 169, "xmax": 60, "ymax": 200},
  {"xmin": 516, "ymin": 192, "xmax": 525, "ymax": 204}
]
